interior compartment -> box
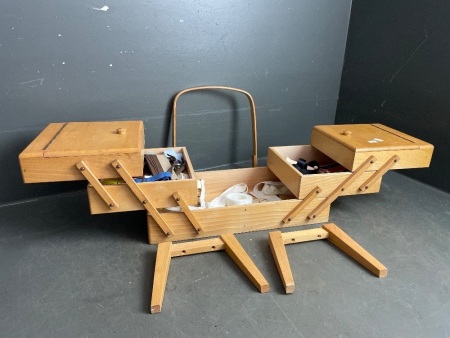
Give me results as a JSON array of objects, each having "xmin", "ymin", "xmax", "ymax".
[{"xmin": 267, "ymin": 145, "xmax": 382, "ymax": 199}]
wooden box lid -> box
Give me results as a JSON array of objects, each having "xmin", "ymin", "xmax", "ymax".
[
  {"xmin": 40, "ymin": 121, "xmax": 143, "ymax": 158},
  {"xmin": 19, "ymin": 121, "xmax": 145, "ymax": 183},
  {"xmin": 312, "ymin": 124, "xmax": 431, "ymax": 152},
  {"xmin": 311, "ymin": 123, "xmax": 433, "ymax": 171}
]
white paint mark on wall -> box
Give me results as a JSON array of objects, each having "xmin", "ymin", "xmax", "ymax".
[
  {"xmin": 93, "ymin": 5, "xmax": 109, "ymax": 11},
  {"xmin": 109, "ymin": 64, "xmax": 113, "ymax": 67},
  {"xmin": 62, "ymin": 62, "xmax": 65, "ymax": 65},
  {"xmin": 180, "ymin": 19, "xmax": 184, "ymax": 23},
  {"xmin": 58, "ymin": 34, "xmax": 62, "ymax": 37},
  {"xmin": 20, "ymin": 78, "xmax": 44, "ymax": 87}
]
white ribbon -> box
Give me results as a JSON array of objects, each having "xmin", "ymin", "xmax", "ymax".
[{"xmin": 250, "ymin": 181, "xmax": 292, "ymax": 202}]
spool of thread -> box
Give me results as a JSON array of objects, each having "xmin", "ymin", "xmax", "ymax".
[{"xmin": 225, "ymin": 192, "xmax": 253, "ymax": 206}]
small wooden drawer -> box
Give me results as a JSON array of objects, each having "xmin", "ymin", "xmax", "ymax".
[
  {"xmin": 19, "ymin": 121, "xmax": 144, "ymax": 183},
  {"xmin": 311, "ymin": 123, "xmax": 434, "ymax": 171},
  {"xmin": 267, "ymin": 145, "xmax": 382, "ymax": 199},
  {"xmin": 87, "ymin": 147, "xmax": 198, "ymax": 214}
]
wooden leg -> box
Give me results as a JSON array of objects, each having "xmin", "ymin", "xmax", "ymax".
[
  {"xmin": 221, "ymin": 233, "xmax": 270, "ymax": 293},
  {"xmin": 150, "ymin": 242, "xmax": 172, "ymax": 314},
  {"xmin": 323, "ymin": 223, "xmax": 388, "ymax": 278},
  {"xmin": 269, "ymin": 231, "xmax": 295, "ymax": 293}
]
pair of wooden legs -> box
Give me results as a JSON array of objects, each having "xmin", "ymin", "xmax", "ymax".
[
  {"xmin": 150, "ymin": 233, "xmax": 270, "ymax": 314},
  {"xmin": 269, "ymin": 223, "xmax": 387, "ymax": 294},
  {"xmin": 150, "ymin": 223, "xmax": 387, "ymax": 313}
]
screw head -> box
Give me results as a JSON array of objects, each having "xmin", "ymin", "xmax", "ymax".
[{"xmin": 80, "ymin": 167, "xmax": 86, "ymax": 171}]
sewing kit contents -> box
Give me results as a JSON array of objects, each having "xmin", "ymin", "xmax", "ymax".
[{"xmin": 18, "ymin": 86, "xmax": 434, "ymax": 314}]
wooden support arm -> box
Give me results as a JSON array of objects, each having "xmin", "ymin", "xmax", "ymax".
[
  {"xmin": 282, "ymin": 186, "xmax": 321, "ymax": 224},
  {"xmin": 359, "ymin": 155, "xmax": 400, "ymax": 191},
  {"xmin": 173, "ymin": 192, "xmax": 205, "ymax": 234},
  {"xmin": 76, "ymin": 161, "xmax": 119, "ymax": 210},
  {"xmin": 308, "ymin": 156, "xmax": 376, "ymax": 219},
  {"xmin": 112, "ymin": 160, "xmax": 174, "ymax": 237}
]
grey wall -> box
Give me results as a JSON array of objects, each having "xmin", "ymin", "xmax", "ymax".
[
  {"xmin": 336, "ymin": 1, "xmax": 450, "ymax": 192},
  {"xmin": 1, "ymin": 0, "xmax": 352, "ymax": 205}
]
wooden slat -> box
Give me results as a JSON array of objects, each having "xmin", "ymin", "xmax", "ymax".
[
  {"xmin": 308, "ymin": 156, "xmax": 376, "ymax": 219},
  {"xmin": 150, "ymin": 242, "xmax": 172, "ymax": 314},
  {"xmin": 173, "ymin": 192, "xmax": 204, "ymax": 234},
  {"xmin": 323, "ymin": 223, "xmax": 387, "ymax": 278},
  {"xmin": 269, "ymin": 231, "xmax": 294, "ymax": 293},
  {"xmin": 76, "ymin": 161, "xmax": 119, "ymax": 210},
  {"xmin": 170, "ymin": 238, "xmax": 225, "ymax": 257},
  {"xmin": 221, "ymin": 234, "xmax": 270, "ymax": 293},
  {"xmin": 112, "ymin": 159, "xmax": 174, "ymax": 237},
  {"xmin": 281, "ymin": 228, "xmax": 329, "ymax": 245},
  {"xmin": 282, "ymin": 186, "xmax": 321, "ymax": 224},
  {"xmin": 359, "ymin": 155, "xmax": 399, "ymax": 191}
]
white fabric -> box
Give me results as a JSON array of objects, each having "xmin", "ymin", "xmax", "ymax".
[
  {"xmin": 250, "ymin": 181, "xmax": 291, "ymax": 202},
  {"xmin": 165, "ymin": 180, "xmax": 291, "ymax": 212},
  {"xmin": 206, "ymin": 183, "xmax": 248, "ymax": 208}
]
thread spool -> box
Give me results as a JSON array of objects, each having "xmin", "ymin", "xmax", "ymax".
[{"xmin": 225, "ymin": 193, "xmax": 253, "ymax": 206}]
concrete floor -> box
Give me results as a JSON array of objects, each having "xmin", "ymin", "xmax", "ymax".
[{"xmin": 1, "ymin": 171, "xmax": 449, "ymax": 337}]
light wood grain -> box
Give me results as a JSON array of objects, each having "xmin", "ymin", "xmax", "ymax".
[
  {"xmin": 88, "ymin": 178, "xmax": 199, "ymax": 213},
  {"xmin": 77, "ymin": 161, "xmax": 119, "ymax": 210},
  {"xmin": 44, "ymin": 121, "xmax": 143, "ymax": 157},
  {"xmin": 308, "ymin": 156, "xmax": 376, "ymax": 219},
  {"xmin": 112, "ymin": 159, "xmax": 174, "ymax": 237},
  {"xmin": 282, "ymin": 186, "xmax": 321, "ymax": 224},
  {"xmin": 323, "ymin": 223, "xmax": 388, "ymax": 278},
  {"xmin": 170, "ymin": 238, "xmax": 225, "ymax": 257},
  {"xmin": 267, "ymin": 146, "xmax": 382, "ymax": 199},
  {"xmin": 148, "ymin": 197, "xmax": 330, "ymax": 244},
  {"xmin": 173, "ymin": 192, "xmax": 204, "ymax": 234},
  {"xmin": 269, "ymin": 231, "xmax": 294, "ymax": 293},
  {"xmin": 359, "ymin": 155, "xmax": 399, "ymax": 191},
  {"xmin": 221, "ymin": 233, "xmax": 269, "ymax": 293},
  {"xmin": 19, "ymin": 121, "xmax": 144, "ymax": 182},
  {"xmin": 281, "ymin": 228, "xmax": 329, "ymax": 244},
  {"xmin": 150, "ymin": 242, "xmax": 172, "ymax": 314},
  {"xmin": 311, "ymin": 124, "xmax": 433, "ymax": 171},
  {"xmin": 88, "ymin": 166, "xmax": 276, "ymax": 214}
]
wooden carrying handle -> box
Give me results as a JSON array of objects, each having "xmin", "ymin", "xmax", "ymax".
[{"xmin": 172, "ymin": 86, "xmax": 258, "ymax": 167}]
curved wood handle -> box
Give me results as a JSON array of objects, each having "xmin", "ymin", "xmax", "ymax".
[{"xmin": 172, "ymin": 86, "xmax": 258, "ymax": 167}]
